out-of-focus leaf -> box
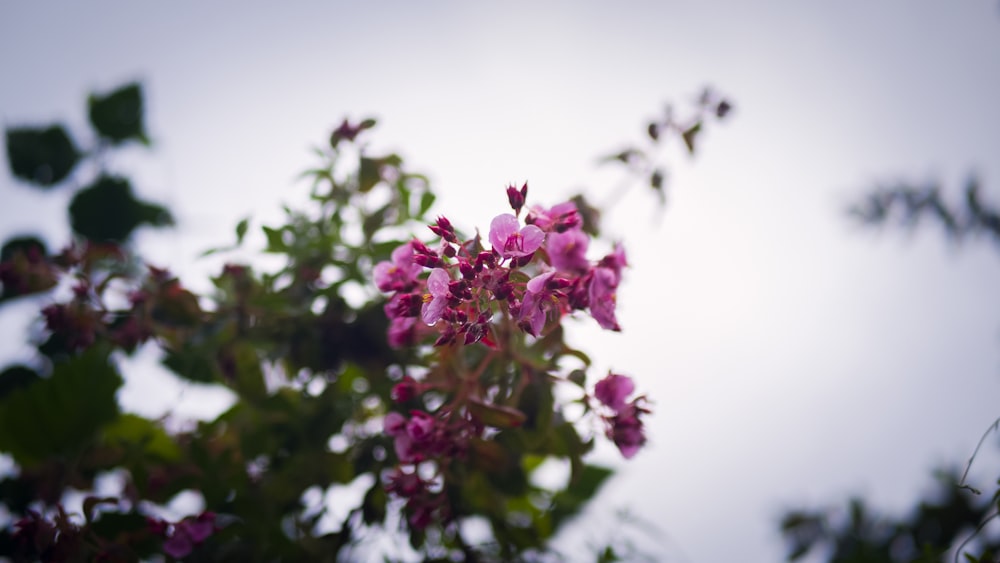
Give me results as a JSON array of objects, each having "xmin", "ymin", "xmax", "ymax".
[
  {"xmin": 88, "ymin": 82, "xmax": 148, "ymax": 145},
  {"xmin": 262, "ymin": 226, "xmax": 287, "ymax": 252},
  {"xmin": 235, "ymin": 217, "xmax": 250, "ymax": 244},
  {"xmin": 647, "ymin": 122, "xmax": 660, "ymax": 142},
  {"xmin": 468, "ymin": 398, "xmax": 526, "ymax": 428},
  {"xmin": 359, "ymin": 157, "xmax": 381, "ymax": 193},
  {"xmin": 550, "ymin": 464, "xmax": 613, "ymax": 530},
  {"xmin": 103, "ymin": 413, "xmax": 181, "ymax": 461},
  {"xmin": 681, "ymin": 121, "xmax": 702, "ymax": 155},
  {"xmin": 362, "ymin": 482, "xmax": 387, "ymax": 525},
  {"xmin": 69, "ymin": 176, "xmax": 173, "ymax": 242},
  {"xmin": 5, "ymin": 126, "xmax": 80, "ymax": 187},
  {"xmin": 1, "ymin": 236, "xmax": 47, "ymax": 263},
  {"xmin": 419, "ymin": 191, "xmax": 436, "ymax": 216},
  {"xmin": 0, "ymin": 346, "xmax": 121, "ymax": 465},
  {"xmin": 162, "ymin": 346, "xmax": 217, "ymax": 383},
  {"xmin": 0, "ymin": 365, "xmax": 41, "ymax": 400}
]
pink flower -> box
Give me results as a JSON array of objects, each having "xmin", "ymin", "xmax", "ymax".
[
  {"xmin": 161, "ymin": 512, "xmax": 216, "ymax": 559},
  {"xmin": 489, "ymin": 214, "xmax": 545, "ymax": 259},
  {"xmin": 525, "ymin": 201, "xmax": 581, "ymax": 232},
  {"xmin": 546, "ymin": 228, "xmax": 590, "ymax": 274},
  {"xmin": 421, "ymin": 268, "xmax": 451, "ymax": 325},
  {"xmin": 405, "ymin": 411, "xmax": 435, "ymax": 442},
  {"xmin": 519, "ymin": 272, "xmax": 556, "ymax": 336},
  {"xmin": 609, "ymin": 404, "xmax": 646, "ymax": 459},
  {"xmin": 384, "ymin": 412, "xmax": 407, "ymax": 436},
  {"xmin": 594, "ymin": 372, "xmax": 635, "ymax": 414},
  {"xmin": 588, "ymin": 267, "xmax": 621, "ymax": 331},
  {"xmin": 374, "ymin": 242, "xmax": 422, "ymax": 292},
  {"xmin": 387, "ymin": 316, "xmax": 418, "ymax": 348},
  {"xmin": 599, "ymin": 242, "xmax": 628, "ymax": 285}
]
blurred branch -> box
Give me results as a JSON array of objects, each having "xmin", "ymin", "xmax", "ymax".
[{"xmin": 848, "ymin": 177, "xmax": 1000, "ymax": 246}]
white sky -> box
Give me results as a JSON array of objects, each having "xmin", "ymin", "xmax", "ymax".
[{"xmin": 2, "ymin": 2, "xmax": 1000, "ymax": 561}]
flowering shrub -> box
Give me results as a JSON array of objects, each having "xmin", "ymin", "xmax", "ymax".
[
  {"xmin": 372, "ymin": 185, "xmax": 650, "ymax": 534},
  {"xmin": 0, "ymin": 81, "xmax": 657, "ymax": 562}
]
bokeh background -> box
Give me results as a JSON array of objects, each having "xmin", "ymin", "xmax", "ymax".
[{"xmin": 2, "ymin": 2, "xmax": 1000, "ymax": 560}]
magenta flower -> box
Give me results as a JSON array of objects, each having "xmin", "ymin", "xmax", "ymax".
[
  {"xmin": 161, "ymin": 512, "xmax": 216, "ymax": 559},
  {"xmin": 489, "ymin": 214, "xmax": 544, "ymax": 259},
  {"xmin": 387, "ymin": 316, "xmax": 418, "ymax": 348},
  {"xmin": 525, "ymin": 201, "xmax": 581, "ymax": 233},
  {"xmin": 609, "ymin": 404, "xmax": 646, "ymax": 459},
  {"xmin": 594, "ymin": 372, "xmax": 635, "ymax": 414},
  {"xmin": 374, "ymin": 242, "xmax": 422, "ymax": 293},
  {"xmin": 588, "ymin": 267, "xmax": 621, "ymax": 331},
  {"xmin": 421, "ymin": 268, "xmax": 451, "ymax": 325},
  {"xmin": 546, "ymin": 228, "xmax": 590, "ymax": 273},
  {"xmin": 518, "ymin": 272, "xmax": 552, "ymax": 336},
  {"xmin": 405, "ymin": 411, "xmax": 435, "ymax": 442},
  {"xmin": 599, "ymin": 242, "xmax": 628, "ymax": 285}
]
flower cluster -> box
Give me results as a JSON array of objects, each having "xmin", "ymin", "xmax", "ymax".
[
  {"xmin": 375, "ymin": 183, "xmax": 628, "ymax": 349},
  {"xmin": 147, "ymin": 512, "xmax": 217, "ymax": 559},
  {"xmin": 593, "ymin": 372, "xmax": 649, "ymax": 459},
  {"xmin": 372, "ymin": 185, "xmax": 649, "ymax": 533}
]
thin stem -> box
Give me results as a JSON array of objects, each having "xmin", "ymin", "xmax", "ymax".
[{"xmin": 957, "ymin": 415, "xmax": 1000, "ymax": 494}]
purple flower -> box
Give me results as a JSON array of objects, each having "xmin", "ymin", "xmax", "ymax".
[
  {"xmin": 599, "ymin": 242, "xmax": 628, "ymax": 285},
  {"xmin": 525, "ymin": 201, "xmax": 581, "ymax": 232},
  {"xmin": 519, "ymin": 272, "xmax": 555, "ymax": 336},
  {"xmin": 387, "ymin": 316, "xmax": 418, "ymax": 348},
  {"xmin": 163, "ymin": 531, "xmax": 193, "ymax": 559},
  {"xmin": 609, "ymin": 404, "xmax": 646, "ymax": 459},
  {"xmin": 594, "ymin": 372, "xmax": 635, "ymax": 414},
  {"xmin": 588, "ymin": 267, "xmax": 621, "ymax": 331},
  {"xmin": 374, "ymin": 242, "xmax": 422, "ymax": 293},
  {"xmin": 546, "ymin": 228, "xmax": 590, "ymax": 274},
  {"xmin": 406, "ymin": 411, "xmax": 435, "ymax": 442},
  {"xmin": 421, "ymin": 268, "xmax": 451, "ymax": 325},
  {"xmin": 489, "ymin": 214, "xmax": 545, "ymax": 259}
]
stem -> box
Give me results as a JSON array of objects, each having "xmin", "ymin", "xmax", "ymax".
[{"xmin": 957, "ymin": 415, "xmax": 1000, "ymax": 494}]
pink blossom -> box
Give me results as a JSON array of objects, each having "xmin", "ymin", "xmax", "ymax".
[
  {"xmin": 489, "ymin": 214, "xmax": 545, "ymax": 259},
  {"xmin": 405, "ymin": 411, "xmax": 435, "ymax": 442},
  {"xmin": 519, "ymin": 272, "xmax": 555, "ymax": 336},
  {"xmin": 384, "ymin": 412, "xmax": 407, "ymax": 436},
  {"xmin": 599, "ymin": 242, "xmax": 628, "ymax": 285},
  {"xmin": 588, "ymin": 267, "xmax": 621, "ymax": 331},
  {"xmin": 546, "ymin": 229, "xmax": 590, "ymax": 273},
  {"xmin": 421, "ymin": 268, "xmax": 451, "ymax": 325},
  {"xmin": 594, "ymin": 372, "xmax": 635, "ymax": 413},
  {"xmin": 608, "ymin": 404, "xmax": 646, "ymax": 459},
  {"xmin": 387, "ymin": 316, "xmax": 418, "ymax": 348},
  {"xmin": 525, "ymin": 201, "xmax": 581, "ymax": 232},
  {"xmin": 374, "ymin": 242, "xmax": 421, "ymax": 293}
]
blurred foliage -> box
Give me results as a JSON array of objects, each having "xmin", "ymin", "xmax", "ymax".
[
  {"xmin": 849, "ymin": 176, "xmax": 1000, "ymax": 246},
  {"xmin": 780, "ymin": 178, "xmax": 1000, "ymax": 562}
]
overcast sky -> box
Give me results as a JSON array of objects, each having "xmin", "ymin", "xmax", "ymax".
[{"xmin": 2, "ymin": 2, "xmax": 1000, "ymax": 561}]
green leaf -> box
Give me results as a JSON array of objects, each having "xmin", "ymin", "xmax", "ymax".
[
  {"xmin": 681, "ymin": 121, "xmax": 702, "ymax": 155},
  {"xmin": 418, "ymin": 191, "xmax": 436, "ymax": 217},
  {"xmin": 567, "ymin": 369, "xmax": 586, "ymax": 388},
  {"xmin": 0, "ymin": 346, "xmax": 122, "ymax": 465},
  {"xmin": 235, "ymin": 217, "xmax": 250, "ymax": 244},
  {"xmin": 103, "ymin": 413, "xmax": 181, "ymax": 461},
  {"xmin": 88, "ymin": 82, "xmax": 149, "ymax": 145},
  {"xmin": 0, "ymin": 365, "xmax": 41, "ymax": 400},
  {"xmin": 5, "ymin": 126, "xmax": 80, "ymax": 186},
  {"xmin": 69, "ymin": 176, "xmax": 173, "ymax": 242},
  {"xmin": 358, "ymin": 157, "xmax": 381, "ymax": 192},
  {"xmin": 468, "ymin": 398, "xmax": 526, "ymax": 428},
  {"xmin": 551, "ymin": 464, "xmax": 613, "ymax": 530},
  {"xmin": 262, "ymin": 226, "xmax": 287, "ymax": 252}
]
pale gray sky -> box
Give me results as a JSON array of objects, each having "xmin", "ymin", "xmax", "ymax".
[{"xmin": 2, "ymin": 2, "xmax": 1000, "ymax": 561}]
